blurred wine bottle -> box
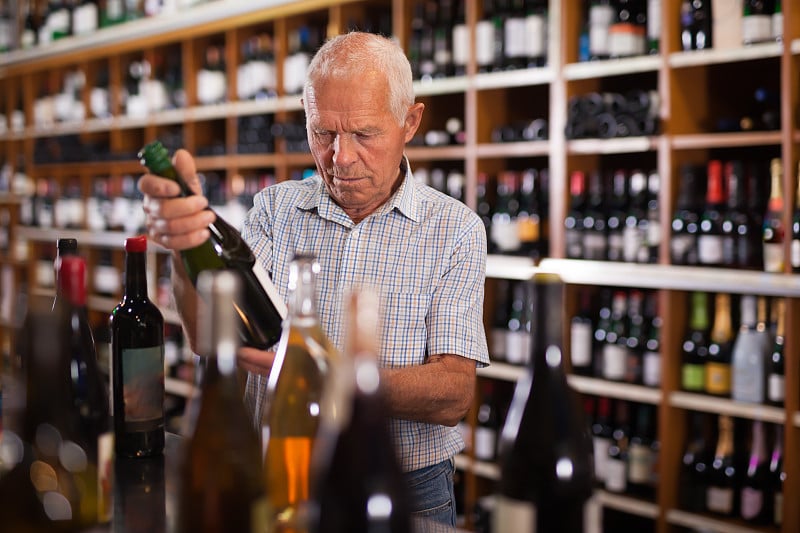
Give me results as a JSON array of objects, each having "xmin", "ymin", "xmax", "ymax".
[
  {"xmin": 309, "ymin": 289, "xmax": 411, "ymax": 533},
  {"xmin": 494, "ymin": 273, "xmax": 594, "ymax": 532},
  {"xmin": 176, "ymin": 270, "xmax": 269, "ymax": 533},
  {"xmin": 262, "ymin": 255, "xmax": 338, "ymax": 531},
  {"xmin": 110, "ymin": 235, "xmax": 165, "ymax": 457}
]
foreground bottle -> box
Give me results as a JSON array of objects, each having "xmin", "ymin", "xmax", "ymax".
[
  {"xmin": 138, "ymin": 140, "xmax": 287, "ymax": 349},
  {"xmin": 309, "ymin": 289, "xmax": 411, "ymax": 533},
  {"xmin": 110, "ymin": 235, "xmax": 165, "ymax": 457},
  {"xmin": 176, "ymin": 270, "xmax": 269, "ymax": 533},
  {"xmin": 262, "ymin": 254, "xmax": 338, "ymax": 531},
  {"xmin": 494, "ymin": 273, "xmax": 594, "ymax": 532}
]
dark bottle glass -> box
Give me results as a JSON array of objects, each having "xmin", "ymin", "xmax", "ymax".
[
  {"xmin": 139, "ymin": 140, "xmax": 288, "ymax": 349},
  {"xmin": 606, "ymin": 169, "xmax": 628, "ymax": 262},
  {"xmin": 113, "ymin": 454, "xmax": 166, "ymax": 533},
  {"xmin": 680, "ymin": 411, "xmax": 713, "ymax": 513},
  {"xmin": 671, "ymin": 164, "xmax": 702, "ymax": 265},
  {"xmin": 769, "ymin": 424, "xmax": 785, "ymax": 527},
  {"xmin": 641, "ymin": 291, "xmax": 662, "ymax": 388},
  {"xmin": 494, "ymin": 273, "xmax": 594, "ymax": 533},
  {"xmin": 681, "ymin": 291, "xmax": 709, "ymax": 392},
  {"xmin": 705, "ymin": 292, "xmax": 733, "ymax": 397},
  {"xmin": 791, "ymin": 161, "xmax": 800, "ymax": 273},
  {"xmin": 565, "ymin": 170, "xmax": 586, "ymax": 259},
  {"xmin": 590, "ymin": 396, "xmax": 614, "ymax": 487},
  {"xmin": 706, "ymin": 414, "xmax": 738, "ymax": 516},
  {"xmin": 176, "ymin": 270, "xmax": 268, "ymax": 532},
  {"xmin": 517, "ymin": 168, "xmax": 545, "ymax": 260},
  {"xmin": 622, "ymin": 170, "xmax": 648, "ymax": 263},
  {"xmin": 698, "ymin": 160, "xmax": 725, "ymax": 266},
  {"xmin": 740, "ymin": 419, "xmax": 771, "ymax": 524},
  {"xmin": 110, "ymin": 235, "xmax": 165, "ymax": 457},
  {"xmin": 627, "ymin": 403, "xmax": 658, "ymax": 500},
  {"xmin": 582, "ymin": 170, "xmax": 608, "ymax": 260},
  {"xmin": 474, "ymin": 380, "xmax": 499, "ymax": 462},
  {"xmin": 766, "ymin": 298, "xmax": 785, "ymax": 407},
  {"xmin": 605, "ymin": 399, "xmax": 631, "ymax": 494},
  {"xmin": 601, "ymin": 289, "xmax": 628, "ymax": 381},
  {"xmin": 721, "ymin": 160, "xmax": 755, "ymax": 269},
  {"xmin": 569, "ymin": 287, "xmax": 594, "ymax": 376},
  {"xmin": 53, "ymin": 237, "xmax": 79, "ymax": 310},
  {"xmin": 490, "ymin": 171, "xmax": 522, "ymax": 255},
  {"xmin": 309, "ymin": 290, "xmax": 412, "ymax": 533},
  {"xmin": 623, "ymin": 289, "xmax": 645, "ymax": 385}
]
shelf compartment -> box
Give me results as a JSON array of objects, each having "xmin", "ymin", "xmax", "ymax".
[
  {"xmin": 413, "ymin": 76, "xmax": 469, "ymax": 97},
  {"xmin": 563, "ymin": 56, "xmax": 662, "ymax": 81},
  {"xmin": 593, "ymin": 490, "xmax": 659, "ymax": 519},
  {"xmin": 669, "ymin": 42, "xmax": 783, "ymax": 69},
  {"xmin": 669, "ymin": 391, "xmax": 785, "ymax": 424}
]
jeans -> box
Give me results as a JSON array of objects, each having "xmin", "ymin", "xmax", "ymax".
[{"xmin": 404, "ymin": 458, "xmax": 456, "ymax": 528}]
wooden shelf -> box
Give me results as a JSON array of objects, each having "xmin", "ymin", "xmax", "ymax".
[
  {"xmin": 594, "ymin": 490, "xmax": 659, "ymax": 520},
  {"xmin": 477, "ymin": 361, "xmax": 525, "ymax": 382},
  {"xmin": 563, "ymin": 55, "xmax": 661, "ymax": 80},
  {"xmin": 568, "ymin": 375, "xmax": 662, "ymax": 405},
  {"xmin": 567, "ymin": 136, "xmax": 658, "ymax": 155},
  {"xmin": 668, "ymin": 42, "xmax": 783, "ymax": 68},
  {"xmin": 476, "ymin": 141, "xmax": 550, "ymax": 159},
  {"xmin": 472, "ymin": 67, "xmax": 555, "ymax": 89},
  {"xmin": 671, "ymin": 130, "xmax": 783, "ymax": 150},
  {"xmin": 17, "ymin": 226, "xmax": 134, "ymax": 249},
  {"xmin": 665, "ymin": 509, "xmax": 777, "ymax": 533},
  {"xmin": 669, "ymin": 391, "xmax": 786, "ymax": 425}
]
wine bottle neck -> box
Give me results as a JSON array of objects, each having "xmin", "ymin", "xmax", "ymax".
[{"xmin": 124, "ymin": 251, "xmax": 149, "ymax": 298}]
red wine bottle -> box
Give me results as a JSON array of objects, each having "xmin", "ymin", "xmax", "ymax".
[{"xmin": 110, "ymin": 235, "xmax": 165, "ymax": 457}]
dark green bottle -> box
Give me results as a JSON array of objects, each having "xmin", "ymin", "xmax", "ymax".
[{"xmin": 138, "ymin": 140, "xmax": 287, "ymax": 349}]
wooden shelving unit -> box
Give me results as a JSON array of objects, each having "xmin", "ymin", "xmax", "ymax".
[{"xmin": 2, "ymin": 1, "xmax": 800, "ymax": 531}]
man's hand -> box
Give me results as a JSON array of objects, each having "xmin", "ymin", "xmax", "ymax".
[
  {"xmin": 237, "ymin": 347, "xmax": 277, "ymax": 376},
  {"xmin": 139, "ymin": 149, "xmax": 216, "ymax": 251}
]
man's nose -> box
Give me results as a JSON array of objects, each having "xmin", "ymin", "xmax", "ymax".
[{"xmin": 332, "ymin": 134, "xmax": 356, "ymax": 167}]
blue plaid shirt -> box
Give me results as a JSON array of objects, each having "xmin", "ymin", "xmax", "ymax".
[{"xmin": 242, "ymin": 156, "xmax": 490, "ymax": 472}]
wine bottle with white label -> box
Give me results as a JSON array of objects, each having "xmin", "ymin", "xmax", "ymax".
[{"xmin": 139, "ymin": 140, "xmax": 288, "ymax": 349}]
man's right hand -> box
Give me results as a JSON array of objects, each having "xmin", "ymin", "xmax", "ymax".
[{"xmin": 139, "ymin": 148, "xmax": 217, "ymax": 251}]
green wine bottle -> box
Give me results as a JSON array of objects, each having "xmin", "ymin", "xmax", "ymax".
[{"xmin": 138, "ymin": 140, "xmax": 287, "ymax": 349}]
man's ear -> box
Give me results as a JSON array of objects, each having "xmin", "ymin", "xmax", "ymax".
[{"xmin": 403, "ymin": 102, "xmax": 425, "ymax": 144}]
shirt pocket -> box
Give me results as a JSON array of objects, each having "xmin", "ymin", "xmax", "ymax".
[{"xmin": 379, "ymin": 292, "xmax": 430, "ymax": 368}]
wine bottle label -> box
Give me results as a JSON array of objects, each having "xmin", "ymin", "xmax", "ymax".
[
  {"xmin": 491, "ymin": 326, "xmax": 507, "ymax": 361},
  {"xmin": 681, "ymin": 363, "xmax": 704, "ymax": 391},
  {"xmin": 504, "ymin": 17, "xmax": 527, "ymax": 59},
  {"xmin": 565, "ymin": 227, "xmax": 583, "ymax": 258},
  {"xmin": 767, "ymin": 374, "xmax": 785, "ymax": 403},
  {"xmin": 525, "ymin": 14, "xmax": 547, "ymax": 59},
  {"xmin": 791, "ymin": 239, "xmax": 800, "ymax": 269},
  {"xmin": 505, "ymin": 330, "xmax": 530, "ymax": 365},
  {"xmin": 570, "ymin": 321, "xmax": 593, "ymax": 368},
  {"xmin": 706, "ymin": 486, "xmax": 734, "ymax": 514},
  {"xmin": 741, "ymin": 486, "xmax": 764, "ymax": 520},
  {"xmin": 474, "ymin": 426, "xmax": 497, "ymax": 461},
  {"xmin": 648, "ymin": 0, "xmax": 662, "ymax": 41},
  {"xmin": 583, "ymin": 232, "xmax": 607, "ymax": 260},
  {"xmin": 772, "ymin": 12, "xmax": 783, "ymax": 40},
  {"xmin": 593, "ymin": 437, "xmax": 611, "ymax": 482},
  {"xmin": 623, "ymin": 225, "xmax": 645, "ymax": 262},
  {"xmin": 628, "ymin": 443, "xmax": 653, "ymax": 484},
  {"xmin": 197, "ymin": 69, "xmax": 227, "ymax": 105},
  {"xmin": 775, "ymin": 491, "xmax": 783, "ymax": 525},
  {"xmin": 602, "ymin": 344, "xmax": 626, "ymax": 380},
  {"xmin": 763, "ymin": 242, "xmax": 784, "ymax": 273},
  {"xmin": 732, "ymin": 333, "xmax": 766, "ymax": 403},
  {"xmin": 697, "ymin": 235, "xmax": 724, "ymax": 265},
  {"xmin": 607, "ymin": 232, "xmax": 624, "ymax": 261},
  {"xmin": 671, "ymin": 234, "xmax": 696, "ymax": 264},
  {"xmin": 642, "ymin": 351, "xmax": 661, "ymax": 387},
  {"xmin": 95, "ymin": 265, "xmax": 121, "ymax": 295},
  {"xmin": 121, "ymin": 345, "xmax": 165, "ymax": 431},
  {"xmin": 475, "ymin": 20, "xmax": 495, "ymax": 67},
  {"xmin": 452, "ymin": 23, "xmax": 470, "ymax": 68},
  {"xmin": 492, "ymin": 495, "xmax": 535, "ymax": 533},
  {"xmin": 742, "ymin": 15, "xmax": 772, "ymax": 44},
  {"xmin": 517, "ymin": 214, "xmax": 540, "ymax": 243},
  {"xmin": 491, "ymin": 219, "xmax": 521, "ymax": 253},
  {"xmin": 704, "ymin": 362, "xmax": 731, "ymax": 396},
  {"xmin": 605, "ymin": 458, "xmax": 627, "ymax": 492}
]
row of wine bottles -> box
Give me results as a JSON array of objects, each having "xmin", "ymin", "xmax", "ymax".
[
  {"xmin": 671, "ymin": 157, "xmax": 800, "ymax": 273},
  {"xmin": 680, "ymin": 412, "xmax": 784, "ymax": 526},
  {"xmin": 680, "ymin": 291, "xmax": 786, "ymax": 406},
  {"xmin": 565, "ymin": 90, "xmax": 660, "ymax": 140},
  {"xmin": 679, "ymin": 0, "xmax": 783, "ymax": 52},
  {"xmin": 565, "ymin": 167, "xmax": 660, "ymax": 263}
]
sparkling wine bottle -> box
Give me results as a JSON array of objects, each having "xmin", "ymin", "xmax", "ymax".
[
  {"xmin": 138, "ymin": 140, "xmax": 287, "ymax": 349},
  {"xmin": 176, "ymin": 270, "xmax": 269, "ymax": 533},
  {"xmin": 494, "ymin": 273, "xmax": 594, "ymax": 533},
  {"xmin": 110, "ymin": 235, "xmax": 165, "ymax": 457}
]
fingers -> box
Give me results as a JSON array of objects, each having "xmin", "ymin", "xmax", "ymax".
[
  {"xmin": 237, "ymin": 347, "xmax": 276, "ymax": 376},
  {"xmin": 173, "ymin": 149, "xmax": 203, "ymax": 196}
]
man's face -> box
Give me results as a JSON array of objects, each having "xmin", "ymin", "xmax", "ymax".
[{"xmin": 304, "ymin": 71, "xmax": 423, "ymax": 223}]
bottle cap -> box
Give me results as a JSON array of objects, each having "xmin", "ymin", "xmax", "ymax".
[
  {"xmin": 125, "ymin": 235, "xmax": 148, "ymax": 253},
  {"xmin": 59, "ymin": 255, "xmax": 87, "ymax": 307},
  {"xmin": 57, "ymin": 238, "xmax": 78, "ymax": 255}
]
